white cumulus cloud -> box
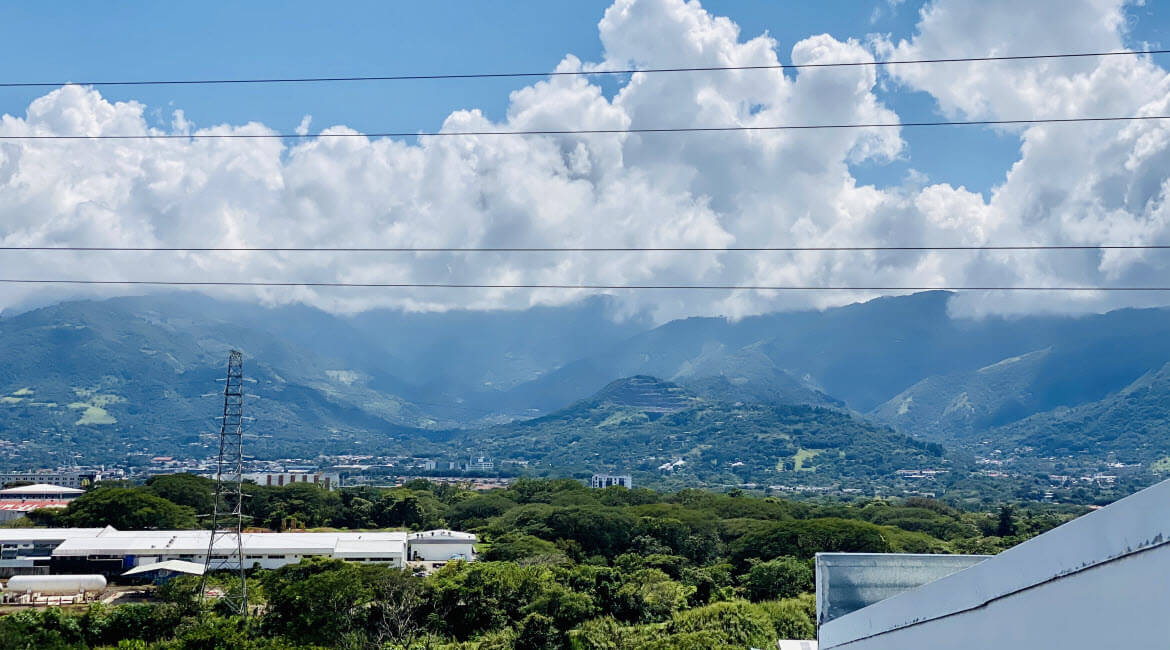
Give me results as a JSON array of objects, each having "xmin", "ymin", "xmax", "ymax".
[
  {"xmin": 0, "ymin": 0, "xmax": 1168, "ymax": 321},
  {"xmin": 880, "ymin": 0, "xmax": 1170, "ymax": 316}
]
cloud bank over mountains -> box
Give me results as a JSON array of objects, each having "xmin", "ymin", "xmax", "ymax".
[{"xmin": 0, "ymin": 0, "xmax": 1168, "ymax": 320}]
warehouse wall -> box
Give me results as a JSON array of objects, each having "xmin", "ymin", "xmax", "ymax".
[{"xmin": 815, "ymin": 553, "xmax": 989, "ymax": 626}]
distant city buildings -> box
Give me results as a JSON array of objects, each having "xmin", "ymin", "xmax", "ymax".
[
  {"xmin": 591, "ymin": 474, "xmax": 632, "ymax": 489},
  {"xmin": 0, "ymin": 470, "xmax": 110, "ymax": 490},
  {"xmin": 242, "ymin": 471, "xmax": 340, "ymax": 490}
]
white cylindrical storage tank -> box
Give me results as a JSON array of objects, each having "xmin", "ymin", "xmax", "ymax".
[{"xmin": 5, "ymin": 575, "xmax": 107, "ymax": 595}]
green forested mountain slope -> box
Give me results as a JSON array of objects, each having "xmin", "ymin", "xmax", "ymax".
[
  {"xmin": 870, "ymin": 320, "xmax": 1170, "ymax": 444},
  {"xmin": 0, "ymin": 297, "xmax": 434, "ymax": 467},
  {"xmin": 988, "ymin": 363, "xmax": 1170, "ymax": 464},
  {"xmin": 870, "ymin": 348, "xmax": 1053, "ymax": 439},
  {"xmin": 456, "ymin": 376, "xmax": 945, "ymax": 487},
  {"xmin": 673, "ymin": 344, "xmax": 843, "ymax": 409}
]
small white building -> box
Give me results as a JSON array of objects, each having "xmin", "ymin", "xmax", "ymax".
[
  {"xmin": 408, "ymin": 529, "xmax": 476, "ymax": 562},
  {"xmin": 590, "ymin": 474, "xmax": 632, "ymax": 489},
  {"xmin": 466, "ymin": 457, "xmax": 494, "ymax": 472}
]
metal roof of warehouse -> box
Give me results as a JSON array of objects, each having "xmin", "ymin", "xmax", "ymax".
[
  {"xmin": 51, "ymin": 530, "xmax": 409, "ymax": 556},
  {"xmin": 0, "ymin": 483, "xmax": 85, "ymax": 495},
  {"xmin": 0, "ymin": 527, "xmax": 109, "ymax": 542},
  {"xmin": 122, "ymin": 559, "xmax": 207, "ymax": 576},
  {"xmin": 0, "ymin": 500, "xmax": 73, "ymax": 512},
  {"xmin": 409, "ymin": 529, "xmax": 476, "ymax": 541}
]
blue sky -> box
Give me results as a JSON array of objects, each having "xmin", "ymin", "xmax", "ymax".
[
  {"xmin": 7, "ymin": 1, "xmax": 1164, "ymax": 196},
  {"xmin": 1, "ymin": 2, "xmax": 920, "ymax": 129}
]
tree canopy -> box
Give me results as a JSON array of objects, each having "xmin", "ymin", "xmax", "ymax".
[
  {"xmin": 3, "ymin": 476, "xmax": 1082, "ymax": 649},
  {"xmin": 32, "ymin": 487, "xmax": 197, "ymax": 529}
]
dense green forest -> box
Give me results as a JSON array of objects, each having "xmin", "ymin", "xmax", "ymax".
[{"xmin": 2, "ymin": 476, "xmax": 1080, "ymax": 649}]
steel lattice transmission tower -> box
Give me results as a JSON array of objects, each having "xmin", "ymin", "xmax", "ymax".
[{"xmin": 199, "ymin": 350, "xmax": 248, "ymax": 617}]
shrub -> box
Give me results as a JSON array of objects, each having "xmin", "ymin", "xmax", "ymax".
[
  {"xmin": 666, "ymin": 600, "xmax": 774, "ymax": 648},
  {"xmin": 757, "ymin": 595, "xmax": 816, "ymax": 640},
  {"xmin": 744, "ymin": 556, "xmax": 813, "ymax": 601}
]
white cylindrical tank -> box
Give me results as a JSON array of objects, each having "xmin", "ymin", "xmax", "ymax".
[{"xmin": 5, "ymin": 575, "xmax": 107, "ymax": 595}]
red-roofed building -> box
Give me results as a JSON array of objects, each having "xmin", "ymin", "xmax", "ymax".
[
  {"xmin": 0, "ymin": 500, "xmax": 72, "ymax": 522},
  {"xmin": 0, "ymin": 484, "xmax": 82, "ymax": 522}
]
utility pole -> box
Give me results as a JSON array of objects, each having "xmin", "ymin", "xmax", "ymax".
[{"xmin": 199, "ymin": 350, "xmax": 248, "ymax": 618}]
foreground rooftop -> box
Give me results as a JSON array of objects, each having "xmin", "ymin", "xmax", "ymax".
[{"xmin": 819, "ymin": 478, "xmax": 1170, "ymax": 648}]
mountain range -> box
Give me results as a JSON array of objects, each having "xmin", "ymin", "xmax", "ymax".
[{"xmin": 0, "ymin": 291, "xmax": 1168, "ymax": 476}]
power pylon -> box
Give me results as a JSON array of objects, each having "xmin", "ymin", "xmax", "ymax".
[{"xmin": 199, "ymin": 350, "xmax": 248, "ymax": 618}]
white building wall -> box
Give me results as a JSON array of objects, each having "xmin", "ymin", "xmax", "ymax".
[
  {"xmin": 51, "ymin": 530, "xmax": 410, "ymax": 572},
  {"xmin": 410, "ymin": 542, "xmax": 474, "ymax": 562},
  {"xmin": 139, "ymin": 552, "xmax": 403, "ymax": 570},
  {"xmin": 815, "ymin": 553, "xmax": 989, "ymax": 626},
  {"xmin": 590, "ymin": 474, "xmax": 632, "ymax": 489},
  {"xmin": 819, "ymin": 478, "xmax": 1170, "ymax": 649}
]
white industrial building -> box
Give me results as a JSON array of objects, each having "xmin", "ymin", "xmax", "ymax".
[
  {"xmin": 0, "ymin": 484, "xmax": 83, "ymax": 522},
  {"xmin": 818, "ymin": 477, "xmax": 1170, "ymax": 649},
  {"xmin": 0, "ymin": 528, "xmax": 105, "ymax": 576},
  {"xmin": 408, "ymin": 529, "xmax": 477, "ymax": 562},
  {"xmin": 0, "ymin": 484, "xmax": 84, "ymax": 501},
  {"xmin": 0, "ymin": 526, "xmax": 475, "ymax": 577},
  {"xmin": 52, "ymin": 529, "xmax": 410, "ymax": 573}
]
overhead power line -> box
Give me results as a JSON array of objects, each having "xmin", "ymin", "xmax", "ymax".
[
  {"xmin": 2, "ymin": 115, "xmax": 1168, "ymax": 141},
  {"xmin": 0, "ymin": 244, "xmax": 1167, "ymax": 252},
  {"xmin": 0, "ymin": 279, "xmax": 1165, "ymax": 291},
  {"xmin": 2, "ymin": 49, "xmax": 1165, "ymax": 88}
]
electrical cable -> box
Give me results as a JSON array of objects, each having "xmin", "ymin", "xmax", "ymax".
[
  {"xmin": 0, "ymin": 279, "xmax": 1164, "ymax": 291},
  {"xmin": 2, "ymin": 115, "xmax": 1166, "ymax": 140},
  {"xmin": 0, "ymin": 244, "xmax": 1165, "ymax": 252},
  {"xmin": 2, "ymin": 49, "xmax": 1165, "ymax": 88}
]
